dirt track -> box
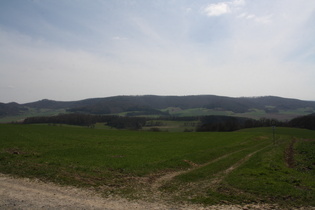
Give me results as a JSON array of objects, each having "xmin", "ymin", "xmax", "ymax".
[
  {"xmin": 0, "ymin": 173, "xmax": 180, "ymax": 210},
  {"xmin": 0, "ymin": 173, "xmax": 295, "ymax": 210},
  {"xmin": 0, "ymin": 173, "xmax": 183, "ymax": 210},
  {"xmin": 0, "ymin": 173, "xmax": 244, "ymax": 210}
]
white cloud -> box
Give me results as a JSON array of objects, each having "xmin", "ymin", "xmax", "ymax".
[
  {"xmin": 237, "ymin": 13, "xmax": 246, "ymax": 18},
  {"xmin": 112, "ymin": 36, "xmax": 128, "ymax": 41},
  {"xmin": 185, "ymin": 7, "xmax": 192, "ymax": 13},
  {"xmin": 237, "ymin": 12, "xmax": 273, "ymax": 24},
  {"xmin": 203, "ymin": 0, "xmax": 272, "ymax": 24},
  {"xmin": 204, "ymin": 3, "xmax": 231, "ymax": 16},
  {"xmin": 254, "ymin": 14, "xmax": 273, "ymax": 24},
  {"xmin": 231, "ymin": 0, "xmax": 246, "ymax": 6},
  {"xmin": 203, "ymin": 0, "xmax": 246, "ymax": 17}
]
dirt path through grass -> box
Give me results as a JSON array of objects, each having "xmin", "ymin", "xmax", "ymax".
[
  {"xmin": 151, "ymin": 142, "xmax": 270, "ymax": 191},
  {"xmin": 209, "ymin": 145, "xmax": 271, "ymax": 187},
  {"xmin": 151, "ymin": 149, "xmax": 244, "ymax": 190},
  {"xmin": 285, "ymin": 138, "xmax": 297, "ymax": 168},
  {"xmin": 0, "ymin": 173, "xmax": 286, "ymax": 210},
  {"xmin": 0, "ymin": 173, "xmax": 176, "ymax": 210},
  {"xmin": 1, "ymin": 173, "xmax": 293, "ymax": 209}
]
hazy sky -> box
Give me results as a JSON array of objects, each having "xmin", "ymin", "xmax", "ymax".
[{"xmin": 1, "ymin": 0, "xmax": 315, "ymax": 103}]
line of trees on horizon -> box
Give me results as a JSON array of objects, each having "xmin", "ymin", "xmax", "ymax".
[
  {"xmin": 21, "ymin": 113, "xmax": 315, "ymax": 132},
  {"xmin": 23, "ymin": 114, "xmax": 146, "ymax": 130}
]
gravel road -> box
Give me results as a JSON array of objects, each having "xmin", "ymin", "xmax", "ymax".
[
  {"xmin": 0, "ymin": 173, "xmax": 313, "ymax": 210},
  {"xmin": 0, "ymin": 173, "xmax": 176, "ymax": 210}
]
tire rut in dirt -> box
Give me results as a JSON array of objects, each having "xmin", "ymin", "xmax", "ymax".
[
  {"xmin": 209, "ymin": 144, "xmax": 272, "ymax": 188},
  {"xmin": 151, "ymin": 141, "xmax": 270, "ymax": 191}
]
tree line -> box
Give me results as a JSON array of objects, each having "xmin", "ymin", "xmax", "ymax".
[
  {"xmin": 23, "ymin": 114, "xmax": 146, "ymax": 130},
  {"xmin": 195, "ymin": 116, "xmax": 284, "ymax": 132},
  {"xmin": 287, "ymin": 113, "xmax": 315, "ymax": 130},
  {"xmin": 195, "ymin": 114, "xmax": 315, "ymax": 132},
  {"xmin": 22, "ymin": 113, "xmax": 315, "ymax": 132}
]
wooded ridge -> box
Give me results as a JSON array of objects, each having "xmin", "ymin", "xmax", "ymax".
[{"xmin": 1, "ymin": 95, "xmax": 315, "ymax": 117}]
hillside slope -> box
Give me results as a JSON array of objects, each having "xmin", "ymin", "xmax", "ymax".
[
  {"xmin": 24, "ymin": 95, "xmax": 315, "ymax": 114},
  {"xmin": 1, "ymin": 95, "xmax": 315, "ymax": 120}
]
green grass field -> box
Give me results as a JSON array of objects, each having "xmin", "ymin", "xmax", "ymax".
[{"xmin": 0, "ymin": 124, "xmax": 314, "ymax": 207}]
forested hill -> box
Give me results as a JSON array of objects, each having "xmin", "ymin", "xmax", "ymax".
[
  {"xmin": 0, "ymin": 102, "xmax": 27, "ymax": 117},
  {"xmin": 1, "ymin": 95, "xmax": 315, "ymax": 117}
]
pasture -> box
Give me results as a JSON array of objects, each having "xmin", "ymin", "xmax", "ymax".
[{"xmin": 0, "ymin": 124, "xmax": 314, "ymax": 207}]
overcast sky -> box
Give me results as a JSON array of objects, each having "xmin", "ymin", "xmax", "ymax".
[{"xmin": 1, "ymin": 0, "xmax": 315, "ymax": 103}]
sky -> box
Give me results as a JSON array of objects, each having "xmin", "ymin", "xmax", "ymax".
[{"xmin": 0, "ymin": 0, "xmax": 315, "ymax": 103}]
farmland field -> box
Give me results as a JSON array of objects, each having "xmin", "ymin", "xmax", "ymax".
[{"xmin": 0, "ymin": 124, "xmax": 314, "ymax": 208}]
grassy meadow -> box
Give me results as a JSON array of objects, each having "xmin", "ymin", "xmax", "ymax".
[{"xmin": 0, "ymin": 124, "xmax": 314, "ymax": 207}]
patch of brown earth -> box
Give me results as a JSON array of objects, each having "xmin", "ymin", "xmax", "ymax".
[
  {"xmin": 151, "ymin": 149, "xmax": 244, "ymax": 190},
  {"xmin": 1, "ymin": 173, "xmax": 297, "ymax": 210},
  {"xmin": 285, "ymin": 138, "xmax": 297, "ymax": 168}
]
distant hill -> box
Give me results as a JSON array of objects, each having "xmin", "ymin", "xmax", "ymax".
[
  {"xmin": 23, "ymin": 95, "xmax": 315, "ymax": 113},
  {"xmin": 0, "ymin": 102, "xmax": 27, "ymax": 117},
  {"xmin": 1, "ymin": 95, "xmax": 315, "ymax": 121}
]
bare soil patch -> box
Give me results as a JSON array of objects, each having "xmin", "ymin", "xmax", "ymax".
[
  {"xmin": 151, "ymin": 149, "xmax": 244, "ymax": 190},
  {"xmin": 210, "ymin": 145, "xmax": 271, "ymax": 187},
  {"xmin": 1, "ymin": 173, "xmax": 303, "ymax": 210},
  {"xmin": 285, "ymin": 138, "xmax": 297, "ymax": 168},
  {"xmin": 0, "ymin": 173, "xmax": 178, "ymax": 209}
]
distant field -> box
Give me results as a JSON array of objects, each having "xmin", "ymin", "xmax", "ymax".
[
  {"xmin": 0, "ymin": 108, "xmax": 66, "ymax": 123},
  {"xmin": 0, "ymin": 124, "xmax": 314, "ymax": 207},
  {"xmin": 1, "ymin": 106, "xmax": 311, "ymax": 123},
  {"xmin": 160, "ymin": 107, "xmax": 311, "ymax": 121}
]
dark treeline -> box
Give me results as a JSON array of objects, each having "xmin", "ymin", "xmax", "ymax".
[
  {"xmin": 23, "ymin": 113, "xmax": 315, "ymax": 132},
  {"xmin": 24, "ymin": 113, "xmax": 97, "ymax": 126},
  {"xmin": 158, "ymin": 116, "xmax": 200, "ymax": 121},
  {"xmin": 23, "ymin": 114, "xmax": 146, "ymax": 130},
  {"xmin": 196, "ymin": 116, "xmax": 284, "ymax": 132},
  {"xmin": 106, "ymin": 116, "xmax": 146, "ymax": 130},
  {"xmin": 288, "ymin": 113, "xmax": 315, "ymax": 130},
  {"xmin": 23, "ymin": 114, "xmax": 194, "ymax": 129},
  {"xmin": 125, "ymin": 106, "xmax": 169, "ymax": 117}
]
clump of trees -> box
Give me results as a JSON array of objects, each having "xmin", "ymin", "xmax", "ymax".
[
  {"xmin": 125, "ymin": 106, "xmax": 169, "ymax": 117},
  {"xmin": 195, "ymin": 116, "xmax": 284, "ymax": 132},
  {"xmin": 196, "ymin": 116, "xmax": 245, "ymax": 132},
  {"xmin": 24, "ymin": 114, "xmax": 146, "ymax": 130},
  {"xmin": 23, "ymin": 113, "xmax": 315, "ymax": 132},
  {"xmin": 288, "ymin": 113, "xmax": 315, "ymax": 130},
  {"xmin": 106, "ymin": 116, "xmax": 146, "ymax": 130},
  {"xmin": 195, "ymin": 114, "xmax": 315, "ymax": 132}
]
